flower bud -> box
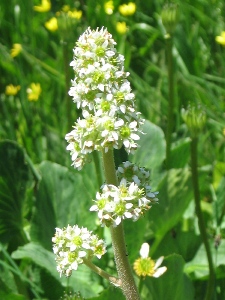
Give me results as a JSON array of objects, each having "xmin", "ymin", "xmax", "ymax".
[
  {"xmin": 161, "ymin": 3, "xmax": 179, "ymax": 36},
  {"xmin": 181, "ymin": 104, "xmax": 206, "ymax": 138}
]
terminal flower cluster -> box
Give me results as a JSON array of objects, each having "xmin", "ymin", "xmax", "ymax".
[
  {"xmin": 66, "ymin": 27, "xmax": 144, "ymax": 170},
  {"xmin": 52, "ymin": 225, "xmax": 106, "ymax": 277},
  {"xmin": 90, "ymin": 165, "xmax": 157, "ymax": 227},
  {"xmin": 117, "ymin": 161, "xmax": 159, "ymax": 203}
]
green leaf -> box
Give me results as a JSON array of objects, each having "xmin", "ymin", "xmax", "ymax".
[
  {"xmin": 0, "ymin": 293, "xmax": 26, "ymax": 300},
  {"xmin": 12, "ymin": 243, "xmax": 59, "ymax": 280},
  {"xmin": 213, "ymin": 176, "xmax": 225, "ymax": 226},
  {"xmin": 124, "ymin": 217, "xmax": 147, "ymax": 263},
  {"xmin": 144, "ymin": 254, "xmax": 194, "ymax": 300},
  {"xmin": 12, "ymin": 242, "xmax": 103, "ymax": 298},
  {"xmin": 169, "ymin": 138, "xmax": 191, "ymax": 169},
  {"xmin": 131, "ymin": 120, "xmax": 166, "ymax": 189},
  {"xmin": 30, "ymin": 161, "xmax": 98, "ymax": 250},
  {"xmin": 89, "ymin": 286, "xmax": 124, "ymax": 300},
  {"xmin": 131, "ymin": 120, "xmax": 166, "ymax": 170},
  {"xmin": 0, "ymin": 140, "xmax": 30, "ymax": 249},
  {"xmin": 152, "ymin": 224, "xmax": 201, "ymax": 262},
  {"xmin": 148, "ymin": 168, "xmax": 193, "ymax": 256},
  {"xmin": 12, "ymin": 242, "xmax": 64, "ymax": 298},
  {"xmin": 184, "ymin": 240, "xmax": 225, "ymax": 280}
]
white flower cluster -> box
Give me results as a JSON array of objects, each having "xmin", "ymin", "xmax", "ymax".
[
  {"xmin": 66, "ymin": 27, "xmax": 144, "ymax": 170},
  {"xmin": 117, "ymin": 161, "xmax": 159, "ymax": 203},
  {"xmin": 90, "ymin": 161, "xmax": 158, "ymax": 227},
  {"xmin": 52, "ymin": 225, "xmax": 106, "ymax": 277}
]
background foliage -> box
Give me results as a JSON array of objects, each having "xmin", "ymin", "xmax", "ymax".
[{"xmin": 0, "ymin": 0, "xmax": 225, "ymax": 299}]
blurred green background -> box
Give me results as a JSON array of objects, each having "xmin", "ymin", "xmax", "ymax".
[{"xmin": 0, "ymin": 0, "xmax": 225, "ymax": 299}]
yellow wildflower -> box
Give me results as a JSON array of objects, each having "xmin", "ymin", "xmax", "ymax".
[
  {"xmin": 27, "ymin": 83, "xmax": 42, "ymax": 101},
  {"xmin": 119, "ymin": 2, "xmax": 136, "ymax": 16},
  {"xmin": 5, "ymin": 84, "xmax": 21, "ymax": 96},
  {"xmin": 215, "ymin": 31, "xmax": 225, "ymax": 46},
  {"xmin": 10, "ymin": 43, "xmax": 22, "ymax": 58},
  {"xmin": 34, "ymin": 0, "xmax": 51, "ymax": 12},
  {"xmin": 62, "ymin": 5, "xmax": 70, "ymax": 12},
  {"xmin": 116, "ymin": 22, "xmax": 127, "ymax": 34},
  {"xmin": 45, "ymin": 17, "xmax": 58, "ymax": 31},
  {"xmin": 133, "ymin": 243, "xmax": 167, "ymax": 278},
  {"xmin": 104, "ymin": 1, "xmax": 114, "ymax": 15},
  {"xmin": 67, "ymin": 9, "xmax": 82, "ymax": 20}
]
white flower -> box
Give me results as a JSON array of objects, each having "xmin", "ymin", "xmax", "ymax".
[
  {"xmin": 116, "ymin": 161, "xmax": 159, "ymax": 204},
  {"xmin": 133, "ymin": 243, "xmax": 167, "ymax": 278},
  {"xmin": 90, "ymin": 179, "xmax": 152, "ymax": 227},
  {"xmin": 52, "ymin": 225, "xmax": 106, "ymax": 276},
  {"xmin": 65, "ymin": 27, "xmax": 144, "ymax": 170},
  {"xmin": 140, "ymin": 242, "xmax": 150, "ymax": 258}
]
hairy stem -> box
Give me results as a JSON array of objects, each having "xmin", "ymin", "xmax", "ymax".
[
  {"xmin": 102, "ymin": 150, "xmax": 140, "ymax": 300},
  {"xmin": 83, "ymin": 258, "xmax": 121, "ymax": 287},
  {"xmin": 190, "ymin": 137, "xmax": 214, "ymax": 300}
]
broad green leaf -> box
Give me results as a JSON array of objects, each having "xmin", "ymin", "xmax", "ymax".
[
  {"xmin": 184, "ymin": 239, "xmax": 225, "ymax": 279},
  {"xmin": 0, "ymin": 140, "xmax": 30, "ymax": 249},
  {"xmin": 12, "ymin": 243, "xmax": 59, "ymax": 280},
  {"xmin": 12, "ymin": 242, "xmax": 103, "ymax": 298},
  {"xmin": 148, "ymin": 168, "xmax": 192, "ymax": 256},
  {"xmin": 89, "ymin": 286, "xmax": 124, "ymax": 300},
  {"xmin": 143, "ymin": 254, "xmax": 194, "ymax": 300},
  {"xmin": 30, "ymin": 161, "xmax": 99, "ymax": 250},
  {"xmin": 0, "ymin": 293, "xmax": 26, "ymax": 300},
  {"xmin": 213, "ymin": 161, "xmax": 225, "ymax": 189},
  {"xmin": 131, "ymin": 120, "xmax": 166, "ymax": 170},
  {"xmin": 169, "ymin": 138, "xmax": 191, "ymax": 169},
  {"xmin": 131, "ymin": 120, "xmax": 166, "ymax": 189},
  {"xmin": 0, "ymin": 256, "xmax": 18, "ymax": 293},
  {"xmin": 159, "ymin": 227, "xmax": 201, "ymax": 262},
  {"xmin": 124, "ymin": 217, "xmax": 147, "ymax": 263},
  {"xmin": 213, "ymin": 176, "xmax": 225, "ymax": 226}
]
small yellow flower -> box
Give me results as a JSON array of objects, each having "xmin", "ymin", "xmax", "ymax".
[
  {"xmin": 62, "ymin": 5, "xmax": 70, "ymax": 12},
  {"xmin": 27, "ymin": 83, "xmax": 41, "ymax": 101},
  {"xmin": 119, "ymin": 2, "xmax": 136, "ymax": 16},
  {"xmin": 116, "ymin": 22, "xmax": 128, "ymax": 34},
  {"xmin": 215, "ymin": 31, "xmax": 225, "ymax": 46},
  {"xmin": 34, "ymin": 0, "xmax": 51, "ymax": 12},
  {"xmin": 104, "ymin": 1, "xmax": 114, "ymax": 15},
  {"xmin": 133, "ymin": 243, "xmax": 167, "ymax": 278},
  {"xmin": 5, "ymin": 84, "xmax": 21, "ymax": 96},
  {"xmin": 67, "ymin": 9, "xmax": 82, "ymax": 20},
  {"xmin": 45, "ymin": 17, "xmax": 58, "ymax": 31},
  {"xmin": 10, "ymin": 43, "xmax": 22, "ymax": 58}
]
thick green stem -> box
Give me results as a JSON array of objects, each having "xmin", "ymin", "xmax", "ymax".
[
  {"xmin": 165, "ymin": 36, "xmax": 174, "ymax": 169},
  {"xmin": 102, "ymin": 150, "xmax": 140, "ymax": 300},
  {"xmin": 190, "ymin": 137, "xmax": 214, "ymax": 300}
]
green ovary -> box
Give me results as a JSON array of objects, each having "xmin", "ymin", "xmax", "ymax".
[
  {"xmin": 120, "ymin": 126, "xmax": 130, "ymax": 138},
  {"xmin": 115, "ymin": 202, "xmax": 126, "ymax": 216},
  {"xmin": 72, "ymin": 236, "xmax": 82, "ymax": 247}
]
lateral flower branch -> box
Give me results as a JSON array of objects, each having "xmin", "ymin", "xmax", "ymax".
[{"xmin": 52, "ymin": 27, "xmax": 164, "ymax": 299}]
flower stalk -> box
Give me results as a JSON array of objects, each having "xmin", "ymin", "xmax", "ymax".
[
  {"xmin": 52, "ymin": 27, "xmax": 161, "ymax": 300},
  {"xmin": 190, "ymin": 137, "xmax": 214, "ymax": 300},
  {"xmin": 102, "ymin": 150, "xmax": 140, "ymax": 300},
  {"xmin": 162, "ymin": 3, "xmax": 179, "ymax": 169},
  {"xmin": 165, "ymin": 34, "xmax": 174, "ymax": 169}
]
